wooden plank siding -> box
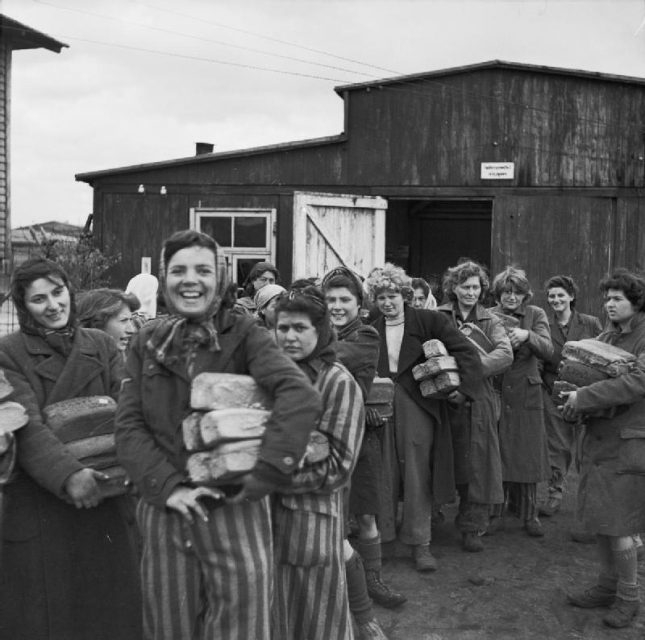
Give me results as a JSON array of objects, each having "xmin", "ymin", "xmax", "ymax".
[
  {"xmin": 0, "ymin": 39, "xmax": 9, "ymax": 270},
  {"xmin": 344, "ymin": 69, "xmax": 645, "ymax": 189}
]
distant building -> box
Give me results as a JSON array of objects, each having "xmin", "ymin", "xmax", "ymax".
[
  {"xmin": 11, "ymin": 221, "xmax": 83, "ymax": 266},
  {"xmin": 0, "ymin": 14, "xmax": 66, "ymax": 273}
]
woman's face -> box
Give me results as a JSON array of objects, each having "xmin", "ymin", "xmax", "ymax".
[
  {"xmin": 547, "ymin": 287, "xmax": 574, "ymax": 315},
  {"xmin": 103, "ymin": 303, "xmax": 135, "ymax": 351},
  {"xmin": 454, "ymin": 276, "xmax": 481, "ymax": 311},
  {"xmin": 165, "ymin": 246, "xmax": 217, "ymax": 319},
  {"xmin": 253, "ymin": 270, "xmax": 276, "ymax": 292},
  {"xmin": 275, "ymin": 311, "xmax": 319, "ymax": 361},
  {"xmin": 500, "ymin": 288, "xmax": 525, "ymax": 313},
  {"xmin": 24, "ymin": 277, "xmax": 71, "ymax": 330},
  {"xmin": 605, "ymin": 288, "xmax": 637, "ymax": 326},
  {"xmin": 411, "ymin": 288, "xmax": 427, "ymax": 309},
  {"xmin": 375, "ymin": 291, "xmax": 405, "ymax": 319},
  {"xmin": 325, "ymin": 286, "xmax": 360, "ymax": 327}
]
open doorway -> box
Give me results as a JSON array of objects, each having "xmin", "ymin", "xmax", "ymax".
[{"xmin": 386, "ymin": 199, "xmax": 493, "ymax": 299}]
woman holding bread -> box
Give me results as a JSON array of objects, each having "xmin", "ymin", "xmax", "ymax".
[
  {"xmin": 539, "ymin": 275, "xmax": 602, "ymax": 519},
  {"xmin": 115, "ymin": 230, "xmax": 321, "ymax": 640},
  {"xmin": 489, "ymin": 266, "xmax": 553, "ymax": 537},
  {"xmin": 272, "ymin": 284, "xmax": 364, "ymax": 640},
  {"xmin": 0, "ymin": 258, "xmax": 141, "ymax": 640},
  {"xmin": 366, "ymin": 263, "xmax": 482, "ymax": 572},
  {"xmin": 437, "ymin": 260, "xmax": 512, "ymax": 552},
  {"xmin": 562, "ymin": 269, "xmax": 645, "ymax": 629}
]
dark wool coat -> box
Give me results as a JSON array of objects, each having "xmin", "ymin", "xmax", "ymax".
[
  {"xmin": 495, "ymin": 304, "xmax": 553, "ymax": 483},
  {"xmin": 0, "ymin": 328, "xmax": 141, "ymax": 640},
  {"xmin": 437, "ymin": 303, "xmax": 512, "ymax": 504},
  {"xmin": 542, "ymin": 310, "xmax": 603, "ymax": 393},
  {"xmin": 115, "ymin": 309, "xmax": 322, "ymax": 508},
  {"xmin": 372, "ymin": 306, "xmax": 483, "ymax": 504},
  {"xmin": 576, "ymin": 312, "xmax": 645, "ymax": 535}
]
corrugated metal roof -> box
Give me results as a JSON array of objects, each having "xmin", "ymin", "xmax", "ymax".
[
  {"xmin": 333, "ymin": 59, "xmax": 645, "ymax": 94},
  {"xmin": 0, "ymin": 14, "xmax": 67, "ymax": 53},
  {"xmin": 75, "ymin": 134, "xmax": 346, "ymax": 183}
]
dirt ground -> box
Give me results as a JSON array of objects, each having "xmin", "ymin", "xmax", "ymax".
[{"xmin": 373, "ymin": 477, "xmax": 645, "ymax": 640}]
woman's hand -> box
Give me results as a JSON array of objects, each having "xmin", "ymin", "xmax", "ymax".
[
  {"xmin": 64, "ymin": 468, "xmax": 107, "ymax": 509},
  {"xmin": 166, "ymin": 485, "xmax": 225, "ymax": 524},
  {"xmin": 560, "ymin": 391, "xmax": 580, "ymax": 422},
  {"xmin": 508, "ymin": 328, "xmax": 529, "ymax": 349}
]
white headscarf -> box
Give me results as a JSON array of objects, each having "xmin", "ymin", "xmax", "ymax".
[{"xmin": 126, "ymin": 273, "xmax": 159, "ymax": 319}]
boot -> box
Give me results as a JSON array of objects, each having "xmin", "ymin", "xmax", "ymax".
[
  {"xmin": 603, "ymin": 598, "xmax": 640, "ymax": 628},
  {"xmin": 355, "ymin": 535, "xmax": 407, "ymax": 608},
  {"xmin": 356, "ymin": 618, "xmax": 389, "ymax": 640},
  {"xmin": 538, "ymin": 495, "xmax": 561, "ymax": 517},
  {"xmin": 567, "ymin": 584, "xmax": 616, "ymax": 608},
  {"xmin": 412, "ymin": 544, "xmax": 437, "ymax": 572},
  {"xmin": 524, "ymin": 517, "xmax": 545, "ymax": 537},
  {"xmin": 462, "ymin": 531, "xmax": 484, "ymax": 552}
]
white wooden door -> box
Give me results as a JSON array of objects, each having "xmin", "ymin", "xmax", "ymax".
[{"xmin": 292, "ymin": 192, "xmax": 387, "ymax": 280}]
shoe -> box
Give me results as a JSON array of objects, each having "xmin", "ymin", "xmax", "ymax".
[
  {"xmin": 567, "ymin": 585, "xmax": 616, "ymax": 609},
  {"xmin": 412, "ymin": 544, "xmax": 437, "ymax": 572},
  {"xmin": 462, "ymin": 532, "xmax": 484, "ymax": 552},
  {"xmin": 484, "ymin": 516, "xmax": 504, "ymax": 536},
  {"xmin": 570, "ymin": 528, "xmax": 596, "ymax": 544},
  {"xmin": 365, "ymin": 570, "xmax": 407, "ymax": 608},
  {"xmin": 357, "ymin": 617, "xmax": 389, "ymax": 640},
  {"xmin": 603, "ymin": 598, "xmax": 639, "ymax": 628},
  {"xmin": 538, "ymin": 496, "xmax": 561, "ymax": 517},
  {"xmin": 524, "ymin": 518, "xmax": 545, "ymax": 537}
]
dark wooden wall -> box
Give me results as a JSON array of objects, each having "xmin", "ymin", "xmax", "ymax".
[{"xmin": 344, "ymin": 68, "xmax": 645, "ymax": 189}]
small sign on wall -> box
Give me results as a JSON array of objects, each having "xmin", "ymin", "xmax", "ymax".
[
  {"xmin": 141, "ymin": 257, "xmax": 151, "ymax": 274},
  {"xmin": 481, "ymin": 162, "xmax": 515, "ymax": 180}
]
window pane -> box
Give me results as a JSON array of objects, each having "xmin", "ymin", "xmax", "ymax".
[
  {"xmin": 237, "ymin": 258, "xmax": 263, "ymax": 286},
  {"xmin": 234, "ymin": 217, "xmax": 266, "ymax": 248},
  {"xmin": 200, "ymin": 216, "xmax": 232, "ymax": 247}
]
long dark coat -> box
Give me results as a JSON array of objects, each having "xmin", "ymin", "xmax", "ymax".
[
  {"xmin": 372, "ymin": 305, "xmax": 483, "ymax": 504},
  {"xmin": 576, "ymin": 311, "xmax": 645, "ymax": 535},
  {"xmin": 437, "ymin": 303, "xmax": 512, "ymax": 504},
  {"xmin": 495, "ymin": 304, "xmax": 553, "ymax": 483},
  {"xmin": 0, "ymin": 328, "xmax": 141, "ymax": 640}
]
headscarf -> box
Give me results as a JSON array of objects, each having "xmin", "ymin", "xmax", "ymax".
[
  {"xmin": 125, "ymin": 273, "xmax": 159, "ymax": 319},
  {"xmin": 254, "ymin": 283, "xmax": 287, "ymax": 312},
  {"xmin": 146, "ymin": 233, "xmax": 230, "ymax": 368},
  {"xmin": 11, "ymin": 259, "xmax": 77, "ymax": 357}
]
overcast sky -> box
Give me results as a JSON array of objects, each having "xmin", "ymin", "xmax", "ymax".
[{"xmin": 2, "ymin": 0, "xmax": 645, "ymax": 228}]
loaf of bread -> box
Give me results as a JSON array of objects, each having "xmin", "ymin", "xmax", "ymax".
[
  {"xmin": 0, "ymin": 370, "xmax": 14, "ymax": 402},
  {"xmin": 459, "ymin": 322, "xmax": 494, "ymax": 355},
  {"xmin": 422, "ymin": 339, "xmax": 448, "ymax": 359},
  {"xmin": 65, "ymin": 433, "xmax": 116, "ymax": 468},
  {"xmin": 183, "ymin": 408, "xmax": 271, "ymax": 451},
  {"xmin": 366, "ymin": 377, "xmax": 394, "ymax": 404},
  {"xmin": 561, "ymin": 339, "xmax": 636, "ymax": 377},
  {"xmin": 551, "ymin": 380, "xmax": 579, "ymax": 406},
  {"xmin": 96, "ymin": 465, "xmax": 131, "ymax": 498},
  {"xmin": 187, "ymin": 431, "xmax": 330, "ymax": 485},
  {"xmin": 191, "ymin": 373, "xmax": 273, "ymax": 411},
  {"xmin": 412, "ymin": 356, "xmax": 459, "ymax": 381},
  {"xmin": 490, "ymin": 310, "xmax": 520, "ymax": 331},
  {"xmin": 43, "ymin": 396, "xmax": 116, "ymax": 442},
  {"xmin": 558, "ymin": 360, "xmax": 608, "ymax": 388},
  {"xmin": 419, "ymin": 371, "xmax": 461, "ymax": 398}
]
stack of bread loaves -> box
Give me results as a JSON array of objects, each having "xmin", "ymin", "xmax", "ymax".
[
  {"xmin": 552, "ymin": 338, "xmax": 636, "ymax": 407},
  {"xmin": 412, "ymin": 339, "xmax": 461, "ymax": 399},
  {"xmin": 43, "ymin": 396, "xmax": 130, "ymax": 498},
  {"xmin": 185, "ymin": 372, "xmax": 329, "ymax": 485},
  {"xmin": 365, "ymin": 377, "xmax": 395, "ymax": 419}
]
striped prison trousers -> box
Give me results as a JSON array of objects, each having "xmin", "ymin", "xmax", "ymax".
[{"xmin": 137, "ymin": 497, "xmax": 273, "ymax": 640}]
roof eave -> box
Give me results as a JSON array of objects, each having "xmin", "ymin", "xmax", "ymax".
[
  {"xmin": 1, "ymin": 14, "xmax": 68, "ymax": 53},
  {"xmin": 75, "ymin": 133, "xmax": 347, "ymax": 184}
]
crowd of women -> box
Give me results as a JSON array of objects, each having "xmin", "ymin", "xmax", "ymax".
[{"xmin": 0, "ymin": 227, "xmax": 644, "ymax": 639}]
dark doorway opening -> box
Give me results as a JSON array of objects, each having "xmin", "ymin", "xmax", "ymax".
[{"xmin": 386, "ymin": 199, "xmax": 493, "ymax": 297}]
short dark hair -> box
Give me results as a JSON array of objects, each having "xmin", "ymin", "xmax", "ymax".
[
  {"xmin": 322, "ymin": 274, "xmax": 363, "ymax": 305},
  {"xmin": 544, "ymin": 275, "xmax": 578, "ymax": 309},
  {"xmin": 491, "ymin": 266, "xmax": 533, "ymax": 302},
  {"xmin": 600, "ymin": 268, "xmax": 645, "ymax": 310},
  {"xmin": 243, "ymin": 262, "xmax": 280, "ymax": 297},
  {"xmin": 162, "ymin": 229, "xmax": 218, "ymax": 268},
  {"xmin": 274, "ymin": 285, "xmax": 329, "ymax": 332},
  {"xmin": 76, "ymin": 288, "xmax": 140, "ymax": 330}
]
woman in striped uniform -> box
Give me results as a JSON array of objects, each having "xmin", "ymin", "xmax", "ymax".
[
  {"xmin": 115, "ymin": 230, "xmax": 321, "ymax": 640},
  {"xmin": 273, "ymin": 286, "xmax": 365, "ymax": 640}
]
